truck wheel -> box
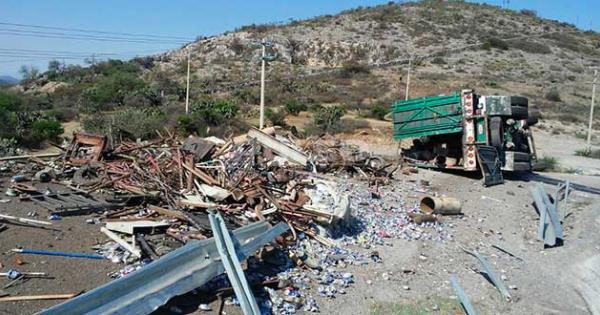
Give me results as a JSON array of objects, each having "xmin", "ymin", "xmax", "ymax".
[
  {"xmin": 526, "ymin": 109, "xmax": 540, "ymax": 126},
  {"xmin": 490, "ymin": 117, "xmax": 504, "ymax": 148},
  {"xmin": 512, "ymin": 161, "xmax": 532, "ymax": 171},
  {"xmin": 510, "ymin": 151, "xmax": 531, "ymax": 162},
  {"xmin": 510, "ymin": 106, "xmax": 528, "ymax": 119},
  {"xmin": 510, "ymin": 96, "xmax": 528, "ymax": 107},
  {"xmin": 526, "ymin": 115, "xmax": 539, "ymax": 126}
]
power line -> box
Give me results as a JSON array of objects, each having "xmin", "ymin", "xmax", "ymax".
[
  {"xmin": 0, "ymin": 48, "xmax": 116, "ymax": 56},
  {"xmin": 0, "ymin": 27, "xmax": 187, "ymax": 43},
  {"xmin": 0, "ymin": 56, "xmax": 92, "ymax": 63},
  {"xmin": 0, "ymin": 48, "xmax": 168, "ymax": 57},
  {"xmin": 0, "ymin": 29, "xmax": 188, "ymax": 44},
  {"xmin": 0, "ymin": 21, "xmax": 194, "ymax": 41}
]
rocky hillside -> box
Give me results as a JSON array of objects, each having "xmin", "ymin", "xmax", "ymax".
[
  {"xmin": 158, "ymin": 1, "xmax": 598, "ymax": 87},
  {"xmin": 17, "ymin": 0, "xmax": 600, "ymax": 131}
]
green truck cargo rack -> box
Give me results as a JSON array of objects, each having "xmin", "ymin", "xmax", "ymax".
[{"xmin": 392, "ymin": 93, "xmax": 463, "ymax": 140}]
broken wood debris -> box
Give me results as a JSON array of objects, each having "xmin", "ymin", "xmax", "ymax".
[
  {"xmin": 0, "ymin": 128, "xmax": 398, "ymax": 314},
  {"xmin": 0, "ymin": 293, "xmax": 79, "ymax": 302}
]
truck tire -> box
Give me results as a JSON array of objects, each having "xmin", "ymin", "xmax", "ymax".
[
  {"xmin": 490, "ymin": 117, "xmax": 504, "ymax": 148},
  {"xmin": 510, "ymin": 151, "xmax": 531, "ymax": 162},
  {"xmin": 510, "ymin": 106, "xmax": 528, "ymax": 120},
  {"xmin": 512, "ymin": 161, "xmax": 532, "ymax": 171},
  {"xmin": 419, "ymin": 136, "xmax": 431, "ymax": 144},
  {"xmin": 510, "ymin": 96, "xmax": 528, "ymax": 107},
  {"xmin": 526, "ymin": 109, "xmax": 540, "ymax": 126},
  {"xmin": 526, "ymin": 114, "xmax": 539, "ymax": 126}
]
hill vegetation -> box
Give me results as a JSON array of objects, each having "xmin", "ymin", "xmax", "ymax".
[{"xmin": 1, "ymin": 0, "xmax": 598, "ymax": 151}]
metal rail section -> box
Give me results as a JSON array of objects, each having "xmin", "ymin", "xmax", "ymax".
[
  {"xmin": 530, "ymin": 183, "xmax": 564, "ymax": 247},
  {"xmin": 39, "ymin": 220, "xmax": 288, "ymax": 315},
  {"xmin": 209, "ymin": 213, "xmax": 260, "ymax": 315},
  {"xmin": 450, "ymin": 275, "xmax": 477, "ymax": 315},
  {"xmin": 462, "ymin": 248, "xmax": 512, "ymax": 302}
]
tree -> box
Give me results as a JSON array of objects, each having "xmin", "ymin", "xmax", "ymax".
[
  {"xmin": 312, "ymin": 106, "xmax": 346, "ymax": 132},
  {"xmin": 19, "ymin": 65, "xmax": 40, "ymax": 82},
  {"xmin": 47, "ymin": 60, "xmax": 62, "ymax": 80}
]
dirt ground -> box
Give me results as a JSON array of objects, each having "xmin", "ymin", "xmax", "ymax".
[{"xmin": 1, "ymin": 122, "xmax": 599, "ymax": 315}]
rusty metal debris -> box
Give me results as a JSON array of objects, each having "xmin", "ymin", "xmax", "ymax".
[
  {"xmin": 64, "ymin": 132, "xmax": 107, "ymax": 165},
  {"xmin": 0, "ymin": 127, "xmax": 400, "ymax": 314}
]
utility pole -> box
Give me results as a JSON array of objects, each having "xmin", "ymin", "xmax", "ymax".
[
  {"xmin": 405, "ymin": 57, "xmax": 412, "ymax": 100},
  {"xmin": 258, "ymin": 40, "xmax": 276, "ymax": 129},
  {"xmin": 259, "ymin": 41, "xmax": 266, "ymax": 129},
  {"xmin": 586, "ymin": 69, "xmax": 598, "ymax": 152},
  {"xmin": 185, "ymin": 47, "xmax": 191, "ymax": 115}
]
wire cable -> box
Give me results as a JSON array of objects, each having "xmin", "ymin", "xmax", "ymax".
[{"xmin": 0, "ymin": 21, "xmax": 194, "ymax": 41}]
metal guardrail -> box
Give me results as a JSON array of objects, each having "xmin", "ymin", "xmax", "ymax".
[
  {"xmin": 39, "ymin": 220, "xmax": 288, "ymax": 315},
  {"xmin": 462, "ymin": 247, "xmax": 512, "ymax": 302},
  {"xmin": 530, "ymin": 183, "xmax": 564, "ymax": 247},
  {"xmin": 450, "ymin": 275, "xmax": 477, "ymax": 315},
  {"xmin": 210, "ymin": 212, "xmax": 261, "ymax": 315}
]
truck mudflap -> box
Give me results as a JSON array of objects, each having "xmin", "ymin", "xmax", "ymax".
[{"xmin": 476, "ymin": 145, "xmax": 504, "ymax": 186}]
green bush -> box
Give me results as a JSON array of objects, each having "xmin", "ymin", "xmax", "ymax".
[
  {"xmin": 83, "ymin": 72, "xmax": 146, "ymax": 111},
  {"xmin": 189, "ymin": 98, "xmax": 239, "ymax": 125},
  {"xmin": 0, "ymin": 109, "xmax": 17, "ymax": 139},
  {"xmin": 177, "ymin": 98, "xmax": 240, "ymax": 136},
  {"xmin": 31, "ymin": 119, "xmax": 63, "ymax": 142},
  {"xmin": 339, "ymin": 62, "xmax": 371, "ymax": 78},
  {"xmin": 545, "ymin": 88, "xmax": 562, "ymax": 102},
  {"xmin": 265, "ymin": 108, "xmax": 288, "ymax": 126},
  {"xmin": 508, "ymin": 40, "xmax": 552, "ymax": 54},
  {"xmin": 283, "ymin": 100, "xmax": 307, "ymax": 116},
  {"xmin": 538, "ymin": 156, "xmax": 559, "ymax": 172},
  {"xmin": 431, "ymin": 57, "xmax": 446, "ymax": 65},
  {"xmin": 49, "ymin": 108, "xmax": 78, "ymax": 122},
  {"xmin": 575, "ymin": 149, "xmax": 600, "ymax": 159},
  {"xmin": 370, "ymin": 104, "xmax": 390, "ymax": 120},
  {"xmin": 312, "ymin": 106, "xmax": 346, "ymax": 132},
  {"xmin": 177, "ymin": 115, "xmax": 203, "ymax": 136},
  {"xmin": 520, "ymin": 9, "xmax": 537, "ymax": 17},
  {"xmin": 83, "ymin": 108, "xmax": 164, "ymax": 141},
  {"xmin": 0, "ymin": 138, "xmax": 18, "ymax": 157},
  {"xmin": 482, "ymin": 38, "xmax": 509, "ymax": 51},
  {"xmin": 0, "ymin": 90, "xmax": 22, "ymax": 111}
]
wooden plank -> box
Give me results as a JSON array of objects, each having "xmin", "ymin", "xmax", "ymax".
[
  {"xmin": 0, "ymin": 293, "xmax": 78, "ymax": 302},
  {"xmin": 0, "ymin": 152, "xmax": 62, "ymax": 161},
  {"xmin": 147, "ymin": 205, "xmax": 187, "ymax": 221},
  {"xmin": 247, "ymin": 128, "xmax": 308, "ymax": 166},
  {"xmin": 181, "ymin": 163, "xmax": 219, "ymax": 186}
]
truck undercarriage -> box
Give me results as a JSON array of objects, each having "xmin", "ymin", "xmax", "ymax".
[{"xmin": 392, "ymin": 90, "xmax": 538, "ymax": 186}]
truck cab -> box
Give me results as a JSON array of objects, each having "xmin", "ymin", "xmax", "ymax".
[{"xmin": 392, "ymin": 90, "xmax": 537, "ymax": 186}]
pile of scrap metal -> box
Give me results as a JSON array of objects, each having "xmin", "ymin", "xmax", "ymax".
[
  {"xmin": 54, "ymin": 129, "xmax": 392, "ymax": 233},
  {"xmin": 0, "ymin": 128, "xmax": 395, "ymax": 314},
  {"xmin": 299, "ymin": 135, "xmax": 394, "ymax": 179}
]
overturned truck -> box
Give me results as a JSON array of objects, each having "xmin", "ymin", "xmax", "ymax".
[{"xmin": 392, "ymin": 89, "xmax": 538, "ymax": 186}]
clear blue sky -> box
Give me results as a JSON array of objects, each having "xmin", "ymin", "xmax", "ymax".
[{"xmin": 0, "ymin": 0, "xmax": 598, "ymax": 78}]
